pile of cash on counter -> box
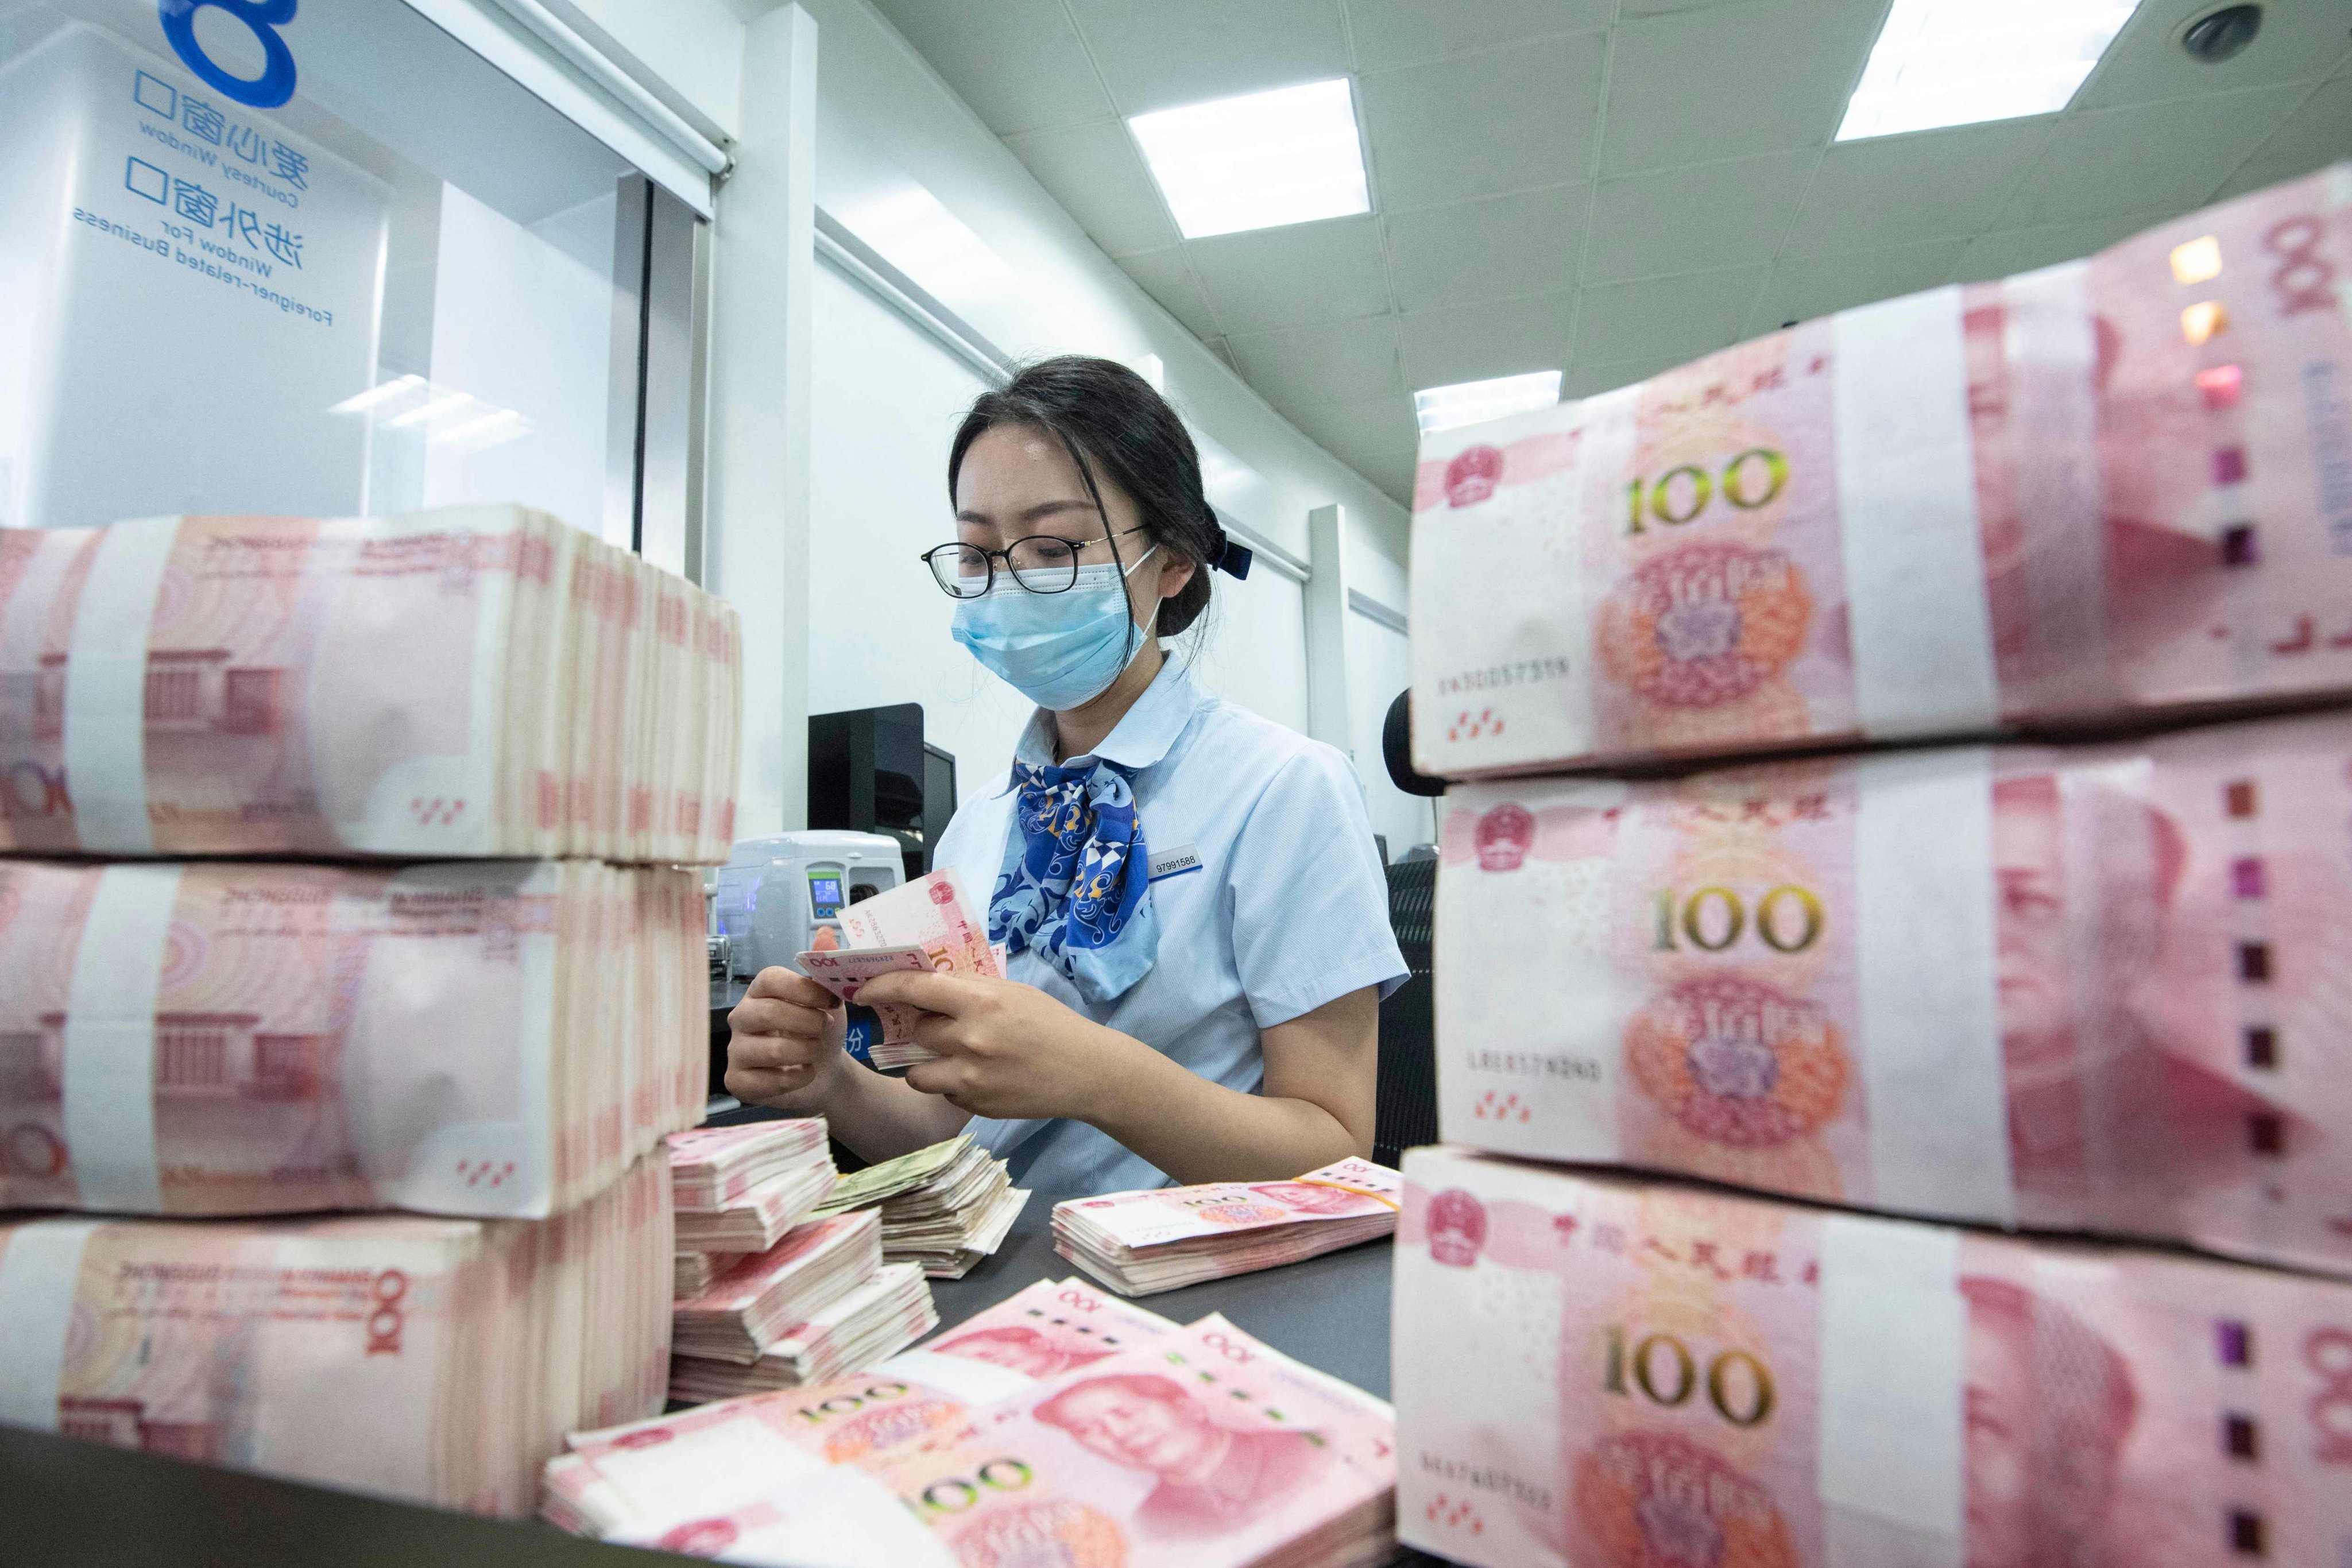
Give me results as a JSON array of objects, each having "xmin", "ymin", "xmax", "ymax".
[
  {"xmin": 548, "ymin": 1276, "xmax": 1399, "ymax": 1568},
  {"xmin": 0, "ymin": 506, "xmax": 741, "ymax": 1517},
  {"xmin": 1393, "ymin": 167, "xmax": 2352, "ymax": 1566}
]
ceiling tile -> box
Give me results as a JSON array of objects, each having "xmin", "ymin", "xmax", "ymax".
[
  {"xmin": 1341, "ymin": 0, "xmax": 1610, "ymax": 71},
  {"xmin": 1601, "ymin": 2, "xmax": 1882, "ymax": 176},
  {"xmin": 1994, "ymin": 84, "xmax": 2310, "ymax": 229},
  {"xmin": 1564, "ymin": 351, "xmax": 1688, "ymax": 399},
  {"xmin": 1396, "ymin": 291, "xmax": 1575, "ymax": 390},
  {"xmin": 1383, "ymin": 184, "xmax": 1588, "ymax": 311},
  {"xmin": 2071, "ymin": 0, "xmax": 2351, "ymax": 112},
  {"xmin": 1359, "ymin": 30, "xmax": 1607, "ymax": 211},
  {"xmin": 1115, "ymin": 246, "xmax": 1223, "ymax": 338},
  {"xmin": 1949, "ymin": 211, "xmax": 2178, "ymax": 284},
  {"xmin": 1065, "ymin": 0, "xmax": 1351, "ymax": 114},
  {"xmin": 2234, "ymin": 77, "xmax": 2352, "ymax": 181},
  {"xmin": 1184, "ymin": 216, "xmax": 1392, "ymax": 331},
  {"xmin": 1584, "ymin": 149, "xmax": 1817, "ymax": 284},
  {"xmin": 1748, "ymin": 239, "xmax": 1966, "ymax": 333},
  {"xmin": 865, "ymin": 0, "xmax": 1113, "ymax": 137},
  {"xmin": 1225, "ymin": 316, "xmax": 1406, "ymax": 407},
  {"xmin": 1004, "ymin": 121, "xmax": 1178, "ymax": 256},
  {"xmin": 1782, "ymin": 119, "xmax": 2051, "ymax": 257},
  {"xmin": 1573, "ymin": 265, "xmax": 1765, "ymax": 364},
  {"xmin": 1281, "ymin": 393, "xmax": 1421, "ymax": 503}
]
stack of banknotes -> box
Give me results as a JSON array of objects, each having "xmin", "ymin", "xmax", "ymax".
[
  {"xmin": 0, "ymin": 858, "xmax": 705, "ymax": 1219},
  {"xmin": 1053, "ymin": 1156, "xmax": 1403, "ymax": 1296},
  {"xmin": 792, "ymin": 868, "xmax": 1007, "ymax": 1071},
  {"xmin": 671, "ymin": 1128, "xmax": 838, "ymax": 1252},
  {"xmin": 0, "ymin": 505, "xmax": 735, "ymax": 1517},
  {"xmin": 0, "ymin": 506, "xmax": 742, "ymax": 860},
  {"xmin": 668, "ymin": 1261, "xmax": 938, "ymax": 1401},
  {"xmin": 810, "ymin": 1133, "xmax": 1031, "ymax": 1278},
  {"xmin": 1394, "ymin": 1147, "xmax": 2352, "ymax": 1567},
  {"xmin": 672, "ymin": 1210, "xmax": 881, "ymax": 1362},
  {"xmin": 546, "ymin": 1277, "xmax": 1399, "ymax": 1568},
  {"xmin": 1410, "ymin": 166, "xmax": 2352, "ymax": 777},
  {"xmin": 0, "ymin": 1150, "xmax": 672, "ymax": 1519},
  {"xmin": 1395, "ymin": 167, "xmax": 2352, "ymax": 1568}
]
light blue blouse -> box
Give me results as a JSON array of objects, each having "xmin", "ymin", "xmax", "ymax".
[{"xmin": 930, "ymin": 659, "xmax": 1408, "ymax": 1209}]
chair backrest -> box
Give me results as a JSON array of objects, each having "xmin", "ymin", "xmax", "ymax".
[{"xmin": 1374, "ymin": 856, "xmax": 1437, "ymax": 1168}]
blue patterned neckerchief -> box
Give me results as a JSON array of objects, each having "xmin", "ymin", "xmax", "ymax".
[{"xmin": 987, "ymin": 756, "xmax": 1158, "ymax": 1003}]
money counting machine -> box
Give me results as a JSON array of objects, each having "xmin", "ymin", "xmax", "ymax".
[{"xmin": 707, "ymin": 831, "xmax": 905, "ymax": 1093}]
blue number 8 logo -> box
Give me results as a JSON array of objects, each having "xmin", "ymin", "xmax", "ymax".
[{"xmin": 160, "ymin": 0, "xmax": 297, "ymax": 110}]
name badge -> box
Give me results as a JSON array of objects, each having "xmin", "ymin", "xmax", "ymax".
[{"xmin": 1147, "ymin": 843, "xmax": 1202, "ymax": 883}]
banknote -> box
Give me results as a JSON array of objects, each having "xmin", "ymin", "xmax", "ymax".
[
  {"xmin": 0, "ymin": 506, "xmax": 741, "ymax": 861},
  {"xmin": 1410, "ymin": 163, "xmax": 2352, "ymax": 777},
  {"xmin": 550, "ymin": 1277, "xmax": 1177, "ymax": 1538},
  {"xmin": 796, "ymin": 946, "xmax": 935, "ymax": 1050},
  {"xmin": 672, "ymin": 1161, "xmax": 837, "ymax": 1253},
  {"xmin": 843, "ymin": 1313, "xmax": 1396, "ymax": 1568},
  {"xmin": 834, "ymin": 871, "xmax": 1001, "ymax": 1068},
  {"xmin": 0, "ymin": 858, "xmax": 703, "ymax": 1218},
  {"xmin": 673, "ymin": 1210, "xmax": 881, "ymax": 1364},
  {"xmin": 0, "ymin": 1150, "xmax": 672, "ymax": 1520},
  {"xmin": 670, "ymin": 1119, "xmax": 830, "ymax": 1211},
  {"xmin": 1052, "ymin": 1157, "xmax": 1403, "ymax": 1295},
  {"xmin": 667, "ymin": 1262, "xmax": 938, "ymax": 1402},
  {"xmin": 813, "ymin": 1136, "xmax": 974, "ymax": 1217},
  {"xmin": 1436, "ymin": 708, "xmax": 2352, "ymax": 1276},
  {"xmin": 1394, "ymin": 1145, "xmax": 2352, "ymax": 1568}
]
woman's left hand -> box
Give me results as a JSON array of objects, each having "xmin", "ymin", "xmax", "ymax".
[{"xmin": 852, "ymin": 971, "xmax": 1146, "ymax": 1123}]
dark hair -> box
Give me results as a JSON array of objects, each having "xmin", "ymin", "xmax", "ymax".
[{"xmin": 947, "ymin": 356, "xmax": 1247, "ymax": 638}]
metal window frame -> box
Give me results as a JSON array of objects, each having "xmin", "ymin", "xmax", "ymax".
[{"xmin": 606, "ymin": 174, "xmax": 707, "ymax": 579}]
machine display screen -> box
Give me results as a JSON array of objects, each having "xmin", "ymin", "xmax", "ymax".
[{"xmin": 808, "ymin": 874, "xmax": 844, "ymax": 919}]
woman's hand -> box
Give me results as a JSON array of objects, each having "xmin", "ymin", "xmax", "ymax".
[
  {"xmin": 725, "ymin": 967, "xmax": 851, "ymax": 1111},
  {"xmin": 852, "ymin": 971, "xmax": 1147, "ymax": 1123}
]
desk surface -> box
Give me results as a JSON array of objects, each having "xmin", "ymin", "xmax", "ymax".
[
  {"xmin": 931, "ymin": 1226, "xmax": 1398, "ymax": 1399},
  {"xmin": 2, "ymin": 1227, "xmax": 1434, "ymax": 1567}
]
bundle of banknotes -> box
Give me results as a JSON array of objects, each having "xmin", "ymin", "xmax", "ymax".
[
  {"xmin": 672, "ymin": 1210, "xmax": 881, "ymax": 1362},
  {"xmin": 548, "ymin": 1278, "xmax": 1399, "ymax": 1568},
  {"xmin": 0, "ymin": 1149, "xmax": 671, "ymax": 1519},
  {"xmin": 1396, "ymin": 165, "xmax": 2352, "ymax": 1568},
  {"xmin": 670, "ymin": 1119, "xmax": 834, "ymax": 1209},
  {"xmin": 1436, "ymin": 707, "xmax": 2352, "ymax": 1275},
  {"xmin": 811, "ymin": 1133, "xmax": 1031, "ymax": 1278},
  {"xmin": 1393, "ymin": 1145, "xmax": 2352, "ymax": 1568},
  {"xmin": 1053, "ymin": 1156, "xmax": 1403, "ymax": 1296},
  {"xmin": 668, "ymin": 1261, "xmax": 938, "ymax": 1401},
  {"xmin": 671, "ymin": 1133, "xmax": 838, "ymax": 1253},
  {"xmin": 0, "ymin": 505, "xmax": 742, "ymax": 861},
  {"xmin": 793, "ymin": 869, "xmax": 1006, "ymax": 1071},
  {"xmin": 0, "ymin": 857, "xmax": 705, "ymax": 1218},
  {"xmin": 1411, "ymin": 164, "xmax": 2352, "ymax": 777}
]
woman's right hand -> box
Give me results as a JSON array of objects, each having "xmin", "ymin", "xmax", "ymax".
[{"xmin": 724, "ymin": 967, "xmax": 849, "ymax": 1110}]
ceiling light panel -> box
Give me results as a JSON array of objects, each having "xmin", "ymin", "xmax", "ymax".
[
  {"xmin": 1414, "ymin": 371, "xmax": 1562, "ymax": 435},
  {"xmin": 1129, "ymin": 79, "xmax": 1371, "ymax": 241},
  {"xmin": 1836, "ymin": 0, "xmax": 2144, "ymax": 143}
]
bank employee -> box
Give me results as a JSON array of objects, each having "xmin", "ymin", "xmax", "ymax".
[{"xmin": 727, "ymin": 356, "xmax": 1407, "ymax": 1207}]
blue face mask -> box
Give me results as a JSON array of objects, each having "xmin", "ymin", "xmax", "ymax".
[{"xmin": 951, "ymin": 548, "xmax": 1159, "ymax": 711}]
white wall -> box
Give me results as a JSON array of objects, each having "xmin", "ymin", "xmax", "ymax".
[
  {"xmin": 559, "ymin": 0, "xmax": 1422, "ymax": 824},
  {"xmin": 1345, "ymin": 610, "xmax": 1437, "ymax": 855},
  {"xmin": 807, "ymin": 255, "xmax": 1032, "ymax": 797}
]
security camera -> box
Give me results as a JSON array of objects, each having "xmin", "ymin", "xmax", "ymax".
[{"xmin": 2180, "ymin": 4, "xmax": 2262, "ymax": 64}]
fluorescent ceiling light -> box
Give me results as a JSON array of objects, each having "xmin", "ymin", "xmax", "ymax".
[
  {"xmin": 1836, "ymin": 0, "xmax": 2143, "ymax": 142},
  {"xmin": 1414, "ymin": 372, "xmax": 1562, "ymax": 435},
  {"xmin": 839, "ymin": 185, "xmax": 1018, "ymax": 304},
  {"xmin": 1129, "ymin": 79, "xmax": 1370, "ymax": 240}
]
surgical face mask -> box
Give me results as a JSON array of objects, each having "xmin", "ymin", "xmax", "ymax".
[{"xmin": 951, "ymin": 547, "xmax": 1159, "ymax": 711}]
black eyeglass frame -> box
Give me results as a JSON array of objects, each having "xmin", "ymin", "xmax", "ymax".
[{"xmin": 919, "ymin": 525, "xmax": 1153, "ymax": 599}]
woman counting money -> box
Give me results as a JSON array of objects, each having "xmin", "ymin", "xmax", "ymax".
[{"xmin": 726, "ymin": 357, "xmax": 1406, "ymax": 1207}]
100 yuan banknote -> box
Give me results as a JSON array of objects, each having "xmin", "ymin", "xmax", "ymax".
[{"xmin": 1435, "ymin": 708, "xmax": 2352, "ymax": 1276}]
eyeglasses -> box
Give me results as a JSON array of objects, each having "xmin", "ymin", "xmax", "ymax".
[{"xmin": 921, "ymin": 526, "xmax": 1151, "ymax": 599}]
